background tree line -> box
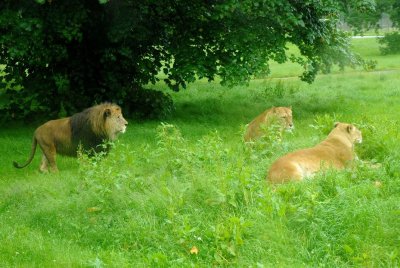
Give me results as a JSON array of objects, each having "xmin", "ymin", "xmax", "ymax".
[{"xmin": 0, "ymin": 0, "xmax": 398, "ymax": 120}]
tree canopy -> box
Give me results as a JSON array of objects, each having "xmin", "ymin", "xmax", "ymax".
[
  {"xmin": 340, "ymin": 0, "xmax": 400, "ymax": 55},
  {"xmin": 0, "ymin": 0, "xmax": 377, "ymax": 119},
  {"xmin": 341, "ymin": 0, "xmax": 399, "ymax": 33}
]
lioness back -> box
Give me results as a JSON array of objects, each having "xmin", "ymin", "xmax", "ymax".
[
  {"xmin": 267, "ymin": 122, "xmax": 362, "ymax": 184},
  {"xmin": 244, "ymin": 106, "xmax": 293, "ymax": 142}
]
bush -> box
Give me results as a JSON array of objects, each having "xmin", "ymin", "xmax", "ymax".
[
  {"xmin": 263, "ymin": 80, "xmax": 300, "ymax": 99},
  {"xmin": 124, "ymin": 88, "xmax": 175, "ymax": 120},
  {"xmin": 379, "ymin": 32, "xmax": 400, "ymax": 55},
  {"xmin": 356, "ymin": 119, "xmax": 397, "ymax": 162},
  {"xmin": 309, "ymin": 113, "xmax": 342, "ymax": 136}
]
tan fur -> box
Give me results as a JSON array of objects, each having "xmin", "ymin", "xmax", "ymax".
[
  {"xmin": 13, "ymin": 103, "xmax": 128, "ymax": 172},
  {"xmin": 244, "ymin": 106, "xmax": 293, "ymax": 142},
  {"xmin": 267, "ymin": 122, "xmax": 362, "ymax": 184}
]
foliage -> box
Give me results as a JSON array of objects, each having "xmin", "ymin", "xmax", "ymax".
[
  {"xmin": 58, "ymin": 120, "xmax": 400, "ymax": 266},
  {"xmin": 309, "ymin": 113, "xmax": 343, "ymax": 136},
  {"xmin": 356, "ymin": 119, "xmax": 399, "ymax": 162},
  {"xmin": 0, "ymin": 0, "xmax": 375, "ymax": 119},
  {"xmin": 373, "ymin": 0, "xmax": 400, "ymax": 55},
  {"xmin": 340, "ymin": 0, "xmax": 400, "ymax": 55},
  {"xmin": 124, "ymin": 88, "xmax": 175, "ymax": 120},
  {"xmin": 2, "ymin": 116, "xmax": 399, "ymax": 266},
  {"xmin": 73, "ymin": 125, "xmax": 260, "ymax": 265},
  {"xmin": 340, "ymin": 0, "xmax": 393, "ymax": 34},
  {"xmin": 263, "ymin": 80, "xmax": 300, "ymax": 99},
  {"xmin": 379, "ymin": 31, "xmax": 400, "ymax": 54}
]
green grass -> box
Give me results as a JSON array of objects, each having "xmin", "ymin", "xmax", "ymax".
[
  {"xmin": 264, "ymin": 37, "xmax": 400, "ymax": 79},
  {"xmin": 1, "ymin": 38, "xmax": 400, "ymax": 267}
]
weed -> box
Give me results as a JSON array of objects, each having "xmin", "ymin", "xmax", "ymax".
[
  {"xmin": 263, "ymin": 80, "xmax": 300, "ymax": 99},
  {"xmin": 309, "ymin": 113, "xmax": 343, "ymax": 136},
  {"xmin": 356, "ymin": 118, "xmax": 399, "ymax": 162}
]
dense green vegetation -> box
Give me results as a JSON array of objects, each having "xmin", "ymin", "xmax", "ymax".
[
  {"xmin": 1, "ymin": 38, "xmax": 400, "ymax": 267},
  {"xmin": 0, "ymin": 0, "xmax": 374, "ymax": 120},
  {"xmin": 344, "ymin": 0, "xmax": 400, "ymax": 56}
]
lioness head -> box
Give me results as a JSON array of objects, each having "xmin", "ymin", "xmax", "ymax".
[
  {"xmin": 333, "ymin": 122, "xmax": 362, "ymax": 144},
  {"xmin": 104, "ymin": 105, "xmax": 128, "ymax": 140},
  {"xmin": 271, "ymin": 106, "xmax": 293, "ymax": 131}
]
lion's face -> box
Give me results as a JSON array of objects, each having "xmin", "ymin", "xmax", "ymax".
[
  {"xmin": 104, "ymin": 106, "xmax": 128, "ymax": 140},
  {"xmin": 272, "ymin": 107, "xmax": 293, "ymax": 131},
  {"xmin": 334, "ymin": 122, "xmax": 362, "ymax": 144}
]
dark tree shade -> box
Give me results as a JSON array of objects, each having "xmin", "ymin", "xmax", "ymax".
[{"xmin": 0, "ymin": 0, "xmax": 374, "ymax": 119}]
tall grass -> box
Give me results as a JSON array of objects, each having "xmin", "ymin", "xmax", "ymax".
[{"xmin": 1, "ymin": 38, "xmax": 400, "ymax": 266}]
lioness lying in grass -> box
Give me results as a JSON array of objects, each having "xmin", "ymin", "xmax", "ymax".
[
  {"xmin": 244, "ymin": 106, "xmax": 293, "ymax": 142},
  {"xmin": 267, "ymin": 122, "xmax": 362, "ymax": 183}
]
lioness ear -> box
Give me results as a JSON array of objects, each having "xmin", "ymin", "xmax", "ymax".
[
  {"xmin": 347, "ymin": 125, "xmax": 353, "ymax": 133},
  {"xmin": 334, "ymin": 122, "xmax": 340, "ymax": 128},
  {"xmin": 104, "ymin": 108, "xmax": 111, "ymax": 119}
]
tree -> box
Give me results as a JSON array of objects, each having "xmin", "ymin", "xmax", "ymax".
[
  {"xmin": 377, "ymin": 0, "xmax": 400, "ymax": 54},
  {"xmin": 340, "ymin": 0, "xmax": 400, "ymax": 55},
  {"xmin": 341, "ymin": 0, "xmax": 399, "ymax": 31},
  {"xmin": 339, "ymin": 0, "xmax": 394, "ymax": 34},
  {"xmin": 0, "ymin": 0, "xmax": 375, "ymax": 120}
]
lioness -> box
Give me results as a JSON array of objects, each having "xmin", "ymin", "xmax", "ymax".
[
  {"xmin": 267, "ymin": 122, "xmax": 362, "ymax": 183},
  {"xmin": 13, "ymin": 103, "xmax": 128, "ymax": 172},
  {"xmin": 244, "ymin": 106, "xmax": 293, "ymax": 142}
]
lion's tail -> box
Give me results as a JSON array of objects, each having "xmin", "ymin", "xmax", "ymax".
[{"xmin": 13, "ymin": 137, "xmax": 38, "ymax": 169}]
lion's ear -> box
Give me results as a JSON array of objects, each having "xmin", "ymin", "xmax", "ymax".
[
  {"xmin": 104, "ymin": 108, "xmax": 111, "ymax": 119},
  {"xmin": 347, "ymin": 124, "xmax": 353, "ymax": 133},
  {"xmin": 334, "ymin": 122, "xmax": 340, "ymax": 128}
]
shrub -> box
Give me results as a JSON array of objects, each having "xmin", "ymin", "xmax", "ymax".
[
  {"xmin": 263, "ymin": 80, "xmax": 300, "ymax": 99},
  {"xmin": 124, "ymin": 88, "xmax": 174, "ymax": 120},
  {"xmin": 309, "ymin": 113, "xmax": 342, "ymax": 136},
  {"xmin": 379, "ymin": 32, "xmax": 400, "ymax": 55},
  {"xmin": 356, "ymin": 119, "xmax": 397, "ymax": 162}
]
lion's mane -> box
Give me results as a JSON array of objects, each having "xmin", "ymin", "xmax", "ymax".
[{"xmin": 70, "ymin": 103, "xmax": 119, "ymax": 152}]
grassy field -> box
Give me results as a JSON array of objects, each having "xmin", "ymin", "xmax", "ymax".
[{"xmin": 1, "ymin": 38, "xmax": 400, "ymax": 267}]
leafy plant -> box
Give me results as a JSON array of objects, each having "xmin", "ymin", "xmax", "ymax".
[
  {"xmin": 379, "ymin": 31, "xmax": 400, "ymax": 55},
  {"xmin": 263, "ymin": 80, "xmax": 300, "ymax": 99},
  {"xmin": 125, "ymin": 88, "xmax": 175, "ymax": 120},
  {"xmin": 213, "ymin": 217, "xmax": 251, "ymax": 265},
  {"xmin": 356, "ymin": 119, "xmax": 398, "ymax": 162},
  {"xmin": 309, "ymin": 113, "xmax": 343, "ymax": 136}
]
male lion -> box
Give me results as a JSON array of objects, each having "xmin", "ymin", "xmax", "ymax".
[
  {"xmin": 244, "ymin": 106, "xmax": 293, "ymax": 142},
  {"xmin": 267, "ymin": 122, "xmax": 362, "ymax": 184},
  {"xmin": 13, "ymin": 103, "xmax": 128, "ymax": 172}
]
